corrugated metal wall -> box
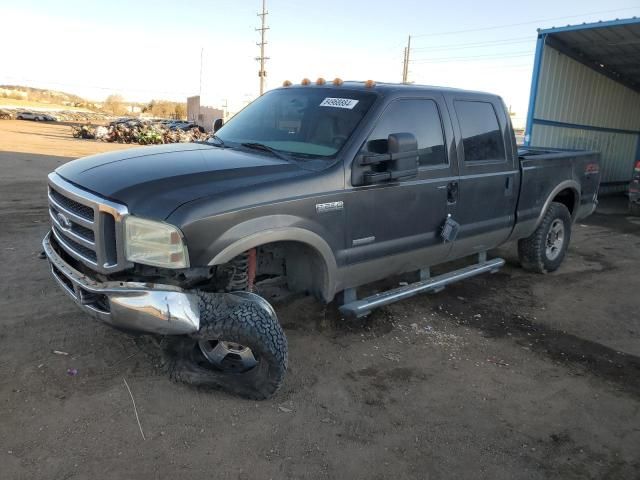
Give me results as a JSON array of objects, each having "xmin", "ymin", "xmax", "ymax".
[{"xmin": 530, "ymin": 45, "xmax": 640, "ymax": 191}]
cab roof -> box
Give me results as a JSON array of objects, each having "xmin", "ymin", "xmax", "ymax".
[{"xmin": 277, "ymin": 80, "xmax": 499, "ymax": 99}]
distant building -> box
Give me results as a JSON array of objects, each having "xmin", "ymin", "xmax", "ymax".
[{"xmin": 187, "ymin": 96, "xmax": 224, "ymax": 132}]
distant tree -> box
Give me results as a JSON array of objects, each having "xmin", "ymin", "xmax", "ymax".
[
  {"xmin": 104, "ymin": 94, "xmax": 126, "ymax": 116},
  {"xmin": 174, "ymin": 103, "xmax": 186, "ymax": 119}
]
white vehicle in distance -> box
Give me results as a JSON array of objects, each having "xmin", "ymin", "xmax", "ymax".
[{"xmin": 16, "ymin": 111, "xmax": 46, "ymax": 121}]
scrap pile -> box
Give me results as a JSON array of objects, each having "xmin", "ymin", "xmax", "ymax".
[{"xmin": 71, "ymin": 120, "xmax": 210, "ymax": 145}]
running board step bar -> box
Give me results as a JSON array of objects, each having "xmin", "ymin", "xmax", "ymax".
[{"xmin": 339, "ymin": 257, "xmax": 505, "ymax": 318}]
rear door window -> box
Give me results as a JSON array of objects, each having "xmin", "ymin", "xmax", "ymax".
[
  {"xmin": 364, "ymin": 99, "xmax": 447, "ymax": 167},
  {"xmin": 454, "ymin": 100, "xmax": 505, "ymax": 162}
]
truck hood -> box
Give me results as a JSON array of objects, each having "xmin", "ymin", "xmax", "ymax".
[{"xmin": 55, "ymin": 143, "xmax": 307, "ymax": 219}]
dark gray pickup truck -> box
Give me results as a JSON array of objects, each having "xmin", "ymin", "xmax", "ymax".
[{"xmin": 43, "ymin": 80, "xmax": 600, "ymax": 398}]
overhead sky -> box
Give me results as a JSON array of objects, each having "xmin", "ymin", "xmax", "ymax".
[{"xmin": 2, "ymin": 0, "xmax": 640, "ymax": 126}]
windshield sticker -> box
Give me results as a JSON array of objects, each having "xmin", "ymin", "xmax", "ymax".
[{"xmin": 319, "ymin": 98, "xmax": 359, "ymax": 109}]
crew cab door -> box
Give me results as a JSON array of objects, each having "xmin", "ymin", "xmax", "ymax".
[
  {"xmin": 446, "ymin": 96, "xmax": 520, "ymax": 258},
  {"xmin": 344, "ymin": 96, "xmax": 458, "ymax": 271}
]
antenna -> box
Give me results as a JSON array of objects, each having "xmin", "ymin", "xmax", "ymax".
[{"xmin": 256, "ymin": 0, "xmax": 270, "ymax": 95}]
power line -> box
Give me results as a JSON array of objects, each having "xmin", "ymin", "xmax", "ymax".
[
  {"xmin": 411, "ymin": 36, "xmax": 534, "ymax": 52},
  {"xmin": 410, "ymin": 51, "xmax": 534, "ymax": 64},
  {"xmin": 412, "ymin": 63, "xmax": 533, "ymax": 71},
  {"xmin": 411, "ymin": 6, "xmax": 640, "ymax": 38}
]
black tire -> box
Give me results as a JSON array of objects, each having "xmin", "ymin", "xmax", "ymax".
[
  {"xmin": 518, "ymin": 202, "xmax": 572, "ymax": 273},
  {"xmin": 629, "ymin": 202, "xmax": 640, "ymax": 216},
  {"xmin": 166, "ymin": 292, "xmax": 288, "ymax": 400}
]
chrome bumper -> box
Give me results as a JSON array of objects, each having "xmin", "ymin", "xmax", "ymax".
[{"xmin": 43, "ymin": 232, "xmax": 200, "ymax": 335}]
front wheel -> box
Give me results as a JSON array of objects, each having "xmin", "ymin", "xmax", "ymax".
[
  {"xmin": 518, "ymin": 202, "xmax": 572, "ymax": 273},
  {"xmin": 166, "ymin": 292, "xmax": 288, "ymax": 399}
]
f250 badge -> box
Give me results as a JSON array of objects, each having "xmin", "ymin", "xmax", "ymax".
[{"xmin": 316, "ymin": 201, "xmax": 344, "ymax": 213}]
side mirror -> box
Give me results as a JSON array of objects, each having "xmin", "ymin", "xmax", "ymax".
[
  {"xmin": 387, "ymin": 132, "xmax": 419, "ymax": 180},
  {"xmin": 213, "ymin": 118, "xmax": 224, "ymax": 132},
  {"xmin": 354, "ymin": 132, "xmax": 419, "ymax": 185}
]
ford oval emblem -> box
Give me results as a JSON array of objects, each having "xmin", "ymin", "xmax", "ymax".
[{"xmin": 56, "ymin": 212, "xmax": 72, "ymax": 230}]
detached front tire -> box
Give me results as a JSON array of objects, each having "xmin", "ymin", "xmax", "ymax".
[
  {"xmin": 167, "ymin": 292, "xmax": 288, "ymax": 400},
  {"xmin": 518, "ymin": 202, "xmax": 572, "ymax": 273}
]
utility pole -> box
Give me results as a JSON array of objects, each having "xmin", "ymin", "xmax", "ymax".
[
  {"xmin": 256, "ymin": 0, "xmax": 269, "ymax": 95},
  {"xmin": 402, "ymin": 35, "xmax": 412, "ymax": 84},
  {"xmin": 402, "ymin": 47, "xmax": 407, "ymax": 83}
]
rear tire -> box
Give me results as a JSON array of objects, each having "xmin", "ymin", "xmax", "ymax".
[
  {"xmin": 166, "ymin": 292, "xmax": 288, "ymax": 400},
  {"xmin": 518, "ymin": 202, "xmax": 572, "ymax": 273},
  {"xmin": 629, "ymin": 202, "xmax": 640, "ymax": 216}
]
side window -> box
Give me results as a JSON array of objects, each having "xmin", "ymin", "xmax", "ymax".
[
  {"xmin": 454, "ymin": 100, "xmax": 505, "ymax": 162},
  {"xmin": 364, "ymin": 99, "xmax": 447, "ymax": 167}
]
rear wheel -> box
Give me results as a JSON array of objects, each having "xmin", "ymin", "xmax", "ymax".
[
  {"xmin": 629, "ymin": 202, "xmax": 640, "ymax": 216},
  {"xmin": 518, "ymin": 202, "xmax": 572, "ymax": 273},
  {"xmin": 167, "ymin": 291, "xmax": 287, "ymax": 399}
]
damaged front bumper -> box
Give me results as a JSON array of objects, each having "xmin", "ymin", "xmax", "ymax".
[{"xmin": 42, "ymin": 231, "xmax": 200, "ymax": 335}]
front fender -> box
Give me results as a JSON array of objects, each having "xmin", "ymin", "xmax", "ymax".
[{"xmin": 205, "ymin": 216, "xmax": 338, "ymax": 301}]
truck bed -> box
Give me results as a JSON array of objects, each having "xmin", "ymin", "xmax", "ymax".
[{"xmin": 509, "ymin": 146, "xmax": 600, "ymax": 240}]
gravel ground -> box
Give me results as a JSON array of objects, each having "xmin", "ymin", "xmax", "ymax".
[{"xmin": 1, "ymin": 120, "xmax": 639, "ymax": 479}]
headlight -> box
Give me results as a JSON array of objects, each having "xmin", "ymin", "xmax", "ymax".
[{"xmin": 124, "ymin": 216, "xmax": 189, "ymax": 268}]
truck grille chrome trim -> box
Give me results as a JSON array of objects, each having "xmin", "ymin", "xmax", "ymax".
[
  {"xmin": 43, "ymin": 232, "xmax": 200, "ymax": 335},
  {"xmin": 47, "ymin": 173, "xmax": 132, "ymax": 273}
]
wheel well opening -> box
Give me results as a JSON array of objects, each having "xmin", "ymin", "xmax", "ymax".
[
  {"xmin": 216, "ymin": 241, "xmax": 329, "ymax": 302},
  {"xmin": 553, "ymin": 188, "xmax": 577, "ymax": 216}
]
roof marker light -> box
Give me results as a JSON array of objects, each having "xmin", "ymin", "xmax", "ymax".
[
  {"xmin": 332, "ymin": 77, "xmax": 343, "ymax": 86},
  {"xmin": 365, "ymin": 79, "xmax": 376, "ymax": 88},
  {"xmin": 301, "ymin": 78, "xmax": 311, "ymax": 85},
  {"xmin": 282, "ymin": 80, "xmax": 292, "ymax": 87},
  {"xmin": 316, "ymin": 77, "xmax": 326, "ymax": 85}
]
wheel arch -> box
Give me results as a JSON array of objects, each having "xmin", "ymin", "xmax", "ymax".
[
  {"xmin": 534, "ymin": 180, "xmax": 580, "ymax": 230},
  {"xmin": 208, "ymin": 227, "xmax": 338, "ymax": 302}
]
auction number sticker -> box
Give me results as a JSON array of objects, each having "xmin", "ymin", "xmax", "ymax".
[{"xmin": 319, "ymin": 97, "xmax": 359, "ymax": 109}]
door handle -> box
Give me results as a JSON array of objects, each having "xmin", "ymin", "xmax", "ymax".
[
  {"xmin": 447, "ymin": 181, "xmax": 458, "ymax": 204},
  {"xmin": 505, "ymin": 176, "xmax": 513, "ymax": 197}
]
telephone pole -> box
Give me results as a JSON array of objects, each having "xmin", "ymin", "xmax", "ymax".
[
  {"xmin": 402, "ymin": 47, "xmax": 407, "ymax": 83},
  {"xmin": 256, "ymin": 0, "xmax": 269, "ymax": 95},
  {"xmin": 402, "ymin": 35, "xmax": 412, "ymax": 83}
]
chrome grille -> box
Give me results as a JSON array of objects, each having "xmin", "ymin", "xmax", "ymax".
[
  {"xmin": 49, "ymin": 188, "xmax": 94, "ymax": 220},
  {"xmin": 47, "ymin": 173, "xmax": 131, "ymax": 273}
]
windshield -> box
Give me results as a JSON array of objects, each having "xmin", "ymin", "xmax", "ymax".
[{"xmin": 212, "ymin": 88, "xmax": 377, "ymax": 159}]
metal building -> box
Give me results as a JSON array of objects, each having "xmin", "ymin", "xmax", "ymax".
[
  {"xmin": 187, "ymin": 95, "xmax": 224, "ymax": 132},
  {"xmin": 525, "ymin": 17, "xmax": 640, "ymax": 193}
]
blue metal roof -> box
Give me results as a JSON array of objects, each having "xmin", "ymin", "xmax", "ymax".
[
  {"xmin": 538, "ymin": 16, "xmax": 640, "ymax": 35},
  {"xmin": 524, "ymin": 16, "xmax": 640, "ymax": 146},
  {"xmin": 535, "ymin": 16, "xmax": 640, "ymax": 92}
]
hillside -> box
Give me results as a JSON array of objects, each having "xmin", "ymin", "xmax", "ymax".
[{"xmin": 0, "ymin": 85, "xmax": 98, "ymax": 110}]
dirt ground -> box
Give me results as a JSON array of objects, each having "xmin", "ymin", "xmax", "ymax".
[{"xmin": 1, "ymin": 119, "xmax": 639, "ymax": 480}]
